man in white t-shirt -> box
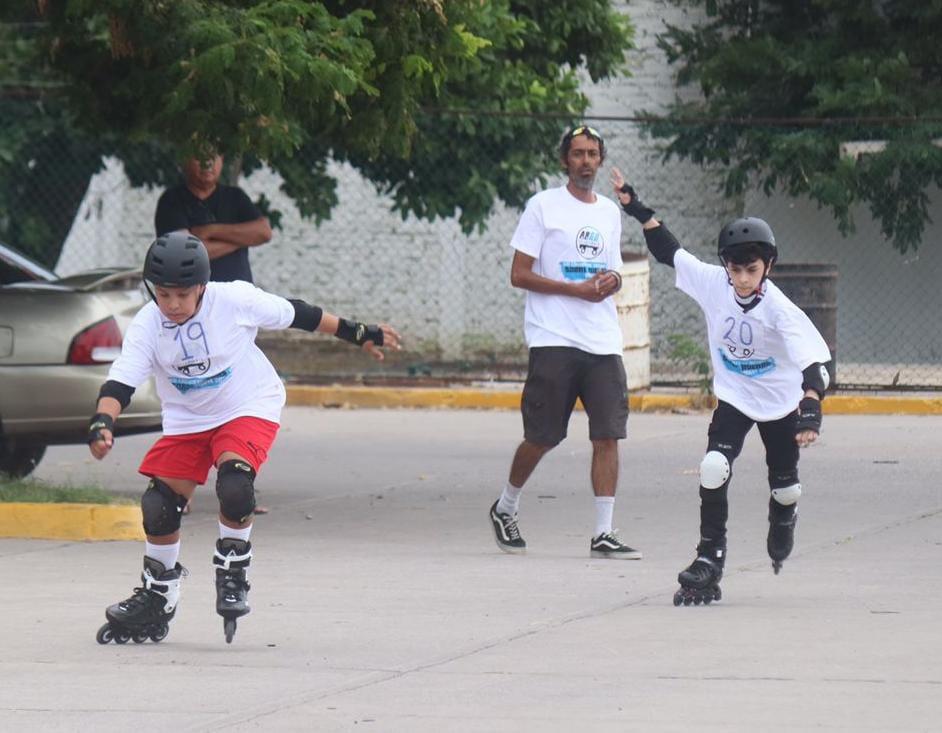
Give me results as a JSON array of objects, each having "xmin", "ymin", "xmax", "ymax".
[
  {"xmin": 488, "ymin": 125, "xmax": 642, "ymax": 560},
  {"xmin": 87, "ymin": 232, "xmax": 400, "ymax": 644},
  {"xmin": 612, "ymin": 167, "xmax": 831, "ymax": 606}
]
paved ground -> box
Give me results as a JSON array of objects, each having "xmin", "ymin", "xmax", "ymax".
[{"xmin": 2, "ymin": 407, "xmax": 941, "ymax": 732}]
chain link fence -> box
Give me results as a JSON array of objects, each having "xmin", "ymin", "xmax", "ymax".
[{"xmin": 8, "ymin": 116, "xmax": 942, "ymax": 390}]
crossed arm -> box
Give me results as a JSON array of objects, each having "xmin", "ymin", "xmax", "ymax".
[{"xmin": 190, "ymin": 218, "xmax": 272, "ymax": 260}]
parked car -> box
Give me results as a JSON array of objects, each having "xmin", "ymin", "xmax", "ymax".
[{"xmin": 0, "ymin": 242, "xmax": 162, "ymax": 477}]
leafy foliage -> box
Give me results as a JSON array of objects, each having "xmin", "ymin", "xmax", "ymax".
[
  {"xmin": 1, "ymin": 1, "xmax": 632, "ymax": 264},
  {"xmin": 647, "ymin": 1, "xmax": 942, "ymax": 253}
]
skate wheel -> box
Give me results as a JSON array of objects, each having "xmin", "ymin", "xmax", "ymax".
[
  {"xmin": 714, "ymin": 588, "xmax": 722, "ymax": 601},
  {"xmin": 672, "ymin": 593, "xmax": 682, "ymax": 607},
  {"xmin": 703, "ymin": 595, "xmax": 712, "ymax": 605},
  {"xmin": 224, "ymin": 617, "xmax": 237, "ymax": 644},
  {"xmin": 693, "ymin": 595, "xmax": 703, "ymax": 605},
  {"xmin": 683, "ymin": 595, "xmax": 693, "ymax": 606},
  {"xmin": 772, "ymin": 561, "xmax": 782, "ymax": 575},
  {"xmin": 96, "ymin": 624, "xmax": 114, "ymax": 645},
  {"xmin": 132, "ymin": 630, "xmax": 149, "ymax": 644},
  {"xmin": 150, "ymin": 624, "xmax": 169, "ymax": 643},
  {"xmin": 114, "ymin": 630, "xmax": 131, "ymax": 644}
]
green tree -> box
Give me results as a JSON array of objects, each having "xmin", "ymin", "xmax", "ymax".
[
  {"xmin": 647, "ymin": 0, "xmax": 942, "ymax": 253},
  {"xmin": 1, "ymin": 1, "xmax": 632, "ymax": 266}
]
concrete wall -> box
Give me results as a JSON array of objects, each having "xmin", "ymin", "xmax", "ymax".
[{"xmin": 54, "ymin": 0, "xmax": 940, "ymax": 384}]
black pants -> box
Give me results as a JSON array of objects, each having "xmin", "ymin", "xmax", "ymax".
[{"xmin": 699, "ymin": 400, "xmax": 800, "ymax": 546}]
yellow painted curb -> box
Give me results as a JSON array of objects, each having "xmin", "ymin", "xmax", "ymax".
[
  {"xmin": 0, "ymin": 503, "xmax": 144, "ymax": 541},
  {"xmin": 286, "ymin": 385, "xmax": 942, "ymax": 415},
  {"xmin": 823, "ymin": 395, "xmax": 942, "ymax": 415}
]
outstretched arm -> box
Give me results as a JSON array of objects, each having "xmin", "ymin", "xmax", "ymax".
[
  {"xmin": 610, "ymin": 167, "xmax": 680, "ymax": 267},
  {"xmin": 288, "ymin": 299, "xmax": 401, "ymax": 361}
]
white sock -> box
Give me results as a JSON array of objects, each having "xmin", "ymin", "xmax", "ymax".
[
  {"xmin": 496, "ymin": 481, "xmax": 524, "ymax": 516},
  {"xmin": 145, "ymin": 540, "xmax": 180, "ymax": 570},
  {"xmin": 594, "ymin": 496, "xmax": 615, "ymax": 538},
  {"xmin": 219, "ymin": 521, "xmax": 252, "ymax": 542}
]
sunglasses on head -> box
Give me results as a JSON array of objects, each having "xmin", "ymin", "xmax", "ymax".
[{"xmin": 568, "ymin": 125, "xmax": 603, "ymax": 142}]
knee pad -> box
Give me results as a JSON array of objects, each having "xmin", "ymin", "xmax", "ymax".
[
  {"xmin": 699, "ymin": 451, "xmax": 731, "ymax": 490},
  {"xmin": 771, "ymin": 483, "xmax": 802, "ymax": 506},
  {"xmin": 141, "ymin": 478, "xmax": 188, "ymax": 536},
  {"xmin": 216, "ymin": 459, "xmax": 256, "ymax": 523}
]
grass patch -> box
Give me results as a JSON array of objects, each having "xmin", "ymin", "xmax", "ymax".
[{"xmin": 0, "ymin": 478, "xmax": 134, "ymax": 505}]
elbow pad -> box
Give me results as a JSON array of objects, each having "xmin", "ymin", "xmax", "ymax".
[
  {"xmin": 98, "ymin": 380, "xmax": 135, "ymax": 409},
  {"xmin": 289, "ymin": 299, "xmax": 324, "ymax": 332},
  {"xmin": 643, "ymin": 225, "xmax": 680, "ymax": 267},
  {"xmin": 801, "ymin": 363, "xmax": 830, "ymax": 400}
]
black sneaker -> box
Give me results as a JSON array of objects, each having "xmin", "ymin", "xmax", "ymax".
[
  {"xmin": 590, "ymin": 531, "xmax": 642, "ymax": 560},
  {"xmin": 489, "ymin": 501, "xmax": 526, "ymax": 554}
]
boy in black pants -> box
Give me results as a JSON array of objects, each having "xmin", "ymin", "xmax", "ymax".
[{"xmin": 611, "ymin": 167, "xmax": 830, "ymax": 605}]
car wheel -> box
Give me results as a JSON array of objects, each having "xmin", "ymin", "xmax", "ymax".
[{"xmin": 0, "ymin": 438, "xmax": 47, "ymax": 478}]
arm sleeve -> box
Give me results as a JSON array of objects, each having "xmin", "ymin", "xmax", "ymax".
[
  {"xmin": 609, "ymin": 207, "xmax": 623, "ymax": 270},
  {"xmin": 228, "ymin": 281, "xmax": 296, "ymax": 330},
  {"xmin": 643, "ymin": 224, "xmax": 680, "ymax": 267},
  {"xmin": 106, "ymin": 313, "xmax": 157, "ymax": 389},
  {"xmin": 777, "ymin": 301, "xmax": 832, "ymax": 371},
  {"xmin": 233, "ymin": 187, "xmax": 263, "ymax": 223},
  {"xmin": 673, "ymin": 249, "xmax": 725, "ymax": 307},
  {"xmin": 508, "ymin": 196, "xmax": 544, "ymax": 258},
  {"xmin": 154, "ymin": 189, "xmax": 189, "ymax": 236}
]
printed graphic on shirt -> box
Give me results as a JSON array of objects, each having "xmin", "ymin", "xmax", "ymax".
[
  {"xmin": 164, "ymin": 319, "xmax": 231, "ymax": 393},
  {"xmin": 575, "ymin": 226, "xmax": 605, "ymax": 260},
  {"xmin": 170, "ymin": 367, "xmax": 233, "ymax": 394},
  {"xmin": 718, "ymin": 315, "xmax": 775, "ymax": 377},
  {"xmin": 719, "ymin": 350, "xmax": 775, "ymax": 378},
  {"xmin": 560, "ymin": 261, "xmax": 607, "ymax": 281}
]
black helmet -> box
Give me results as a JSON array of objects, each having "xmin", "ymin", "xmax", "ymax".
[
  {"xmin": 143, "ymin": 232, "xmax": 210, "ymax": 287},
  {"xmin": 717, "ymin": 217, "xmax": 777, "ymax": 265}
]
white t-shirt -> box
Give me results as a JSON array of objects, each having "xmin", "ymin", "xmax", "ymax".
[
  {"xmin": 674, "ymin": 249, "xmax": 831, "ymax": 421},
  {"xmin": 108, "ymin": 281, "xmax": 295, "ymax": 434},
  {"xmin": 510, "ymin": 185, "xmax": 624, "ymax": 355}
]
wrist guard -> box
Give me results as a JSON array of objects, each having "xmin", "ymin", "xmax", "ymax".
[
  {"xmin": 795, "ymin": 397, "xmax": 822, "ymax": 435},
  {"xmin": 619, "ymin": 183, "xmax": 655, "ymax": 224},
  {"xmin": 336, "ymin": 318, "xmax": 384, "ymax": 347},
  {"xmin": 87, "ymin": 413, "xmax": 115, "ymax": 444}
]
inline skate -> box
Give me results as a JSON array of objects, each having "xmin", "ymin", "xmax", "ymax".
[
  {"xmin": 214, "ymin": 538, "xmax": 252, "ymax": 643},
  {"xmin": 96, "ymin": 557, "xmax": 186, "ymax": 644},
  {"xmin": 673, "ymin": 542, "xmax": 725, "ymax": 606},
  {"xmin": 768, "ymin": 502, "xmax": 798, "ymax": 574}
]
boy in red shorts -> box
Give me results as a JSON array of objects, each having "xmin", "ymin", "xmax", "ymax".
[{"xmin": 88, "ymin": 231, "xmax": 400, "ymax": 644}]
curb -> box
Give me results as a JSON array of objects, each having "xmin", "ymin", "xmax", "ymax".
[
  {"xmin": 0, "ymin": 503, "xmax": 144, "ymax": 541},
  {"xmin": 285, "ymin": 385, "xmax": 942, "ymax": 415}
]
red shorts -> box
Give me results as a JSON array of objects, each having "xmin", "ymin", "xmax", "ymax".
[{"xmin": 138, "ymin": 417, "xmax": 280, "ymax": 485}]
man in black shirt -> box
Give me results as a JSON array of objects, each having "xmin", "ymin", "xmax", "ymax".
[{"xmin": 154, "ymin": 155, "xmax": 272, "ymax": 283}]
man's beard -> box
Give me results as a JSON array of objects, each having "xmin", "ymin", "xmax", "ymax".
[{"xmin": 569, "ymin": 169, "xmax": 596, "ymax": 191}]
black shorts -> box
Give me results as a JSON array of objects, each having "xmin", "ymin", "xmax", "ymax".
[
  {"xmin": 521, "ymin": 346, "xmax": 629, "ymax": 447},
  {"xmin": 706, "ymin": 400, "xmax": 800, "ymax": 488}
]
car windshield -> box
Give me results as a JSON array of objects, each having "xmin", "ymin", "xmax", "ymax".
[{"xmin": 0, "ymin": 242, "xmax": 57, "ymax": 285}]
